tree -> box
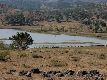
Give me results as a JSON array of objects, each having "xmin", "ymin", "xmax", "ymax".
[
  {"xmin": 5, "ymin": 13, "xmax": 34, "ymax": 26},
  {"xmin": 92, "ymin": 20, "xmax": 106, "ymax": 33},
  {"xmin": 5, "ymin": 13, "xmax": 25, "ymax": 26},
  {"xmin": 9, "ymin": 32, "xmax": 33, "ymax": 50},
  {"xmin": 55, "ymin": 13, "xmax": 63, "ymax": 23}
]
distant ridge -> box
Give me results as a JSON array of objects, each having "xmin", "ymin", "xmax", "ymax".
[{"xmin": 0, "ymin": 0, "xmax": 107, "ymax": 10}]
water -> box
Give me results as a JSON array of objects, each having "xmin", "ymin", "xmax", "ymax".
[{"xmin": 0, "ymin": 29, "xmax": 107, "ymax": 48}]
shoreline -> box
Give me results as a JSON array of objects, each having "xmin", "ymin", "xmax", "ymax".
[{"xmin": 0, "ymin": 25, "xmax": 107, "ymax": 40}]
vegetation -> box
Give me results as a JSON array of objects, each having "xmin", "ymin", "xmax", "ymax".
[
  {"xmin": 9, "ymin": 32, "xmax": 33, "ymax": 50},
  {"xmin": 0, "ymin": 51, "xmax": 10, "ymax": 61},
  {"xmin": 5, "ymin": 13, "xmax": 34, "ymax": 26},
  {"xmin": 0, "ymin": 1, "xmax": 107, "ymax": 33},
  {"xmin": 0, "ymin": 42, "xmax": 6, "ymax": 50},
  {"xmin": 0, "ymin": 1, "xmax": 107, "ymax": 80},
  {"xmin": 0, "ymin": 42, "xmax": 10, "ymax": 50},
  {"xmin": 51, "ymin": 59, "xmax": 68, "ymax": 67},
  {"xmin": 0, "ymin": 47, "xmax": 106, "ymax": 79},
  {"xmin": 32, "ymin": 53, "xmax": 43, "ymax": 58}
]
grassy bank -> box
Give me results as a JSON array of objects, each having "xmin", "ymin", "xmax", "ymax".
[{"xmin": 1, "ymin": 21, "xmax": 107, "ymax": 39}]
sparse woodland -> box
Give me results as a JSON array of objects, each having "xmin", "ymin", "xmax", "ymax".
[{"xmin": 0, "ymin": 1, "xmax": 107, "ymax": 33}]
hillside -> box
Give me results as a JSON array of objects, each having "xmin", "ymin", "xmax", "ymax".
[
  {"xmin": 0, "ymin": 0, "xmax": 42, "ymax": 10},
  {"xmin": 0, "ymin": 0, "xmax": 107, "ymax": 10}
]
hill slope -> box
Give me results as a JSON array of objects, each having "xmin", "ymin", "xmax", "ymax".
[{"xmin": 0, "ymin": 0, "xmax": 107, "ymax": 10}]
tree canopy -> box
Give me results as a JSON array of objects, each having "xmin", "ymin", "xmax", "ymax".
[{"xmin": 9, "ymin": 32, "xmax": 33, "ymax": 50}]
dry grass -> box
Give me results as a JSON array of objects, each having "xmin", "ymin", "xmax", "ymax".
[
  {"xmin": 0, "ymin": 47, "xmax": 107, "ymax": 80},
  {"xmin": 0, "ymin": 21, "xmax": 93, "ymax": 34},
  {"xmin": 25, "ymin": 21, "xmax": 93, "ymax": 34},
  {"xmin": 1, "ymin": 21, "xmax": 107, "ymax": 38}
]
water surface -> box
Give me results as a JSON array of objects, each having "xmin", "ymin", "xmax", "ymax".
[{"xmin": 0, "ymin": 29, "xmax": 107, "ymax": 48}]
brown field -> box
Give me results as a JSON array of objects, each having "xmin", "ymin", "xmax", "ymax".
[{"xmin": 0, "ymin": 47, "xmax": 107, "ymax": 80}]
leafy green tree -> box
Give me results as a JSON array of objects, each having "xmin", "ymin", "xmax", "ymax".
[{"xmin": 9, "ymin": 32, "xmax": 33, "ymax": 50}]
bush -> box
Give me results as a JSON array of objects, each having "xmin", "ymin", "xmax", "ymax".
[
  {"xmin": 0, "ymin": 51, "xmax": 10, "ymax": 61},
  {"xmin": 32, "ymin": 53, "xmax": 43, "ymax": 58},
  {"xmin": 9, "ymin": 32, "xmax": 33, "ymax": 50},
  {"xmin": 0, "ymin": 42, "xmax": 9, "ymax": 50}
]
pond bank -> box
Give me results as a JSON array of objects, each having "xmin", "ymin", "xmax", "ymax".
[{"xmin": 0, "ymin": 25, "xmax": 107, "ymax": 39}]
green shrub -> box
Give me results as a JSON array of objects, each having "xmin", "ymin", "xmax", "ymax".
[
  {"xmin": 9, "ymin": 32, "xmax": 33, "ymax": 50},
  {"xmin": 0, "ymin": 51, "xmax": 10, "ymax": 61},
  {"xmin": 0, "ymin": 43, "xmax": 8, "ymax": 50},
  {"xmin": 0, "ymin": 42, "xmax": 14, "ymax": 50},
  {"xmin": 32, "ymin": 53, "xmax": 43, "ymax": 58}
]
